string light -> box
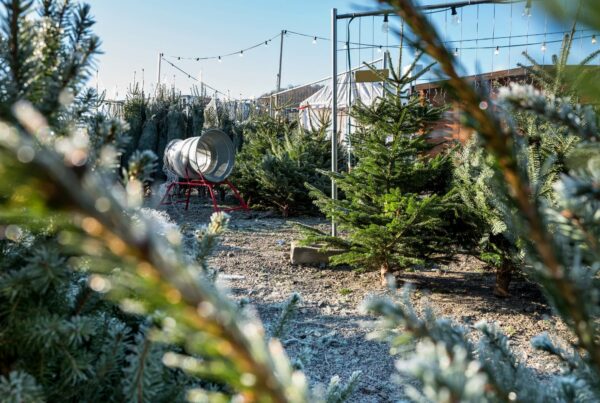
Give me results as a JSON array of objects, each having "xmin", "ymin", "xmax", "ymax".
[
  {"xmin": 541, "ymin": 42, "xmax": 547, "ymax": 52},
  {"xmin": 382, "ymin": 14, "xmax": 389, "ymax": 33},
  {"xmin": 495, "ymin": 46, "xmax": 500, "ymax": 55},
  {"xmin": 454, "ymin": 48, "xmax": 459, "ymax": 56},
  {"xmin": 451, "ymin": 7, "xmax": 460, "ymax": 25},
  {"xmin": 523, "ymin": 0, "xmax": 532, "ymax": 18},
  {"xmin": 166, "ymin": 27, "xmax": 597, "ymax": 63},
  {"xmin": 160, "ymin": 57, "xmax": 230, "ymax": 99}
]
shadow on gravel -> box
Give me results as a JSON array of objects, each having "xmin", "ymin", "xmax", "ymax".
[{"xmin": 400, "ymin": 269, "xmax": 551, "ymax": 317}]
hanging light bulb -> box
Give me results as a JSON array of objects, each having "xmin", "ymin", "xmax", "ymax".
[
  {"xmin": 377, "ymin": 45, "xmax": 383, "ymax": 53},
  {"xmin": 264, "ymin": 40, "xmax": 268, "ymax": 47},
  {"xmin": 313, "ymin": 36, "xmax": 317, "ymax": 45},
  {"xmin": 495, "ymin": 46, "xmax": 500, "ymax": 55},
  {"xmin": 541, "ymin": 42, "xmax": 547, "ymax": 52},
  {"xmin": 382, "ymin": 14, "xmax": 389, "ymax": 33},
  {"xmin": 451, "ymin": 7, "xmax": 460, "ymax": 25},
  {"xmin": 453, "ymin": 48, "xmax": 459, "ymax": 56},
  {"xmin": 593, "ymin": 35, "xmax": 597, "ymax": 45},
  {"xmin": 218, "ymin": 56, "xmax": 222, "ymax": 62},
  {"xmin": 239, "ymin": 50, "xmax": 244, "ymax": 57},
  {"xmin": 523, "ymin": 0, "xmax": 532, "ymax": 18}
]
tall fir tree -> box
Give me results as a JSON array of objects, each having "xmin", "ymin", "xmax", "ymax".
[{"xmin": 305, "ymin": 54, "xmax": 457, "ymax": 284}]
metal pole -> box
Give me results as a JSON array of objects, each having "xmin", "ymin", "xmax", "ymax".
[
  {"xmin": 331, "ymin": 8, "xmax": 339, "ymax": 237},
  {"xmin": 157, "ymin": 52, "xmax": 163, "ymax": 89},
  {"xmin": 346, "ymin": 19, "xmax": 353, "ymax": 171},
  {"xmin": 276, "ymin": 30, "xmax": 286, "ymax": 92}
]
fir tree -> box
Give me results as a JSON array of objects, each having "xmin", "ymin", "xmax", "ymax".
[
  {"xmin": 232, "ymin": 116, "xmax": 332, "ymax": 216},
  {"xmin": 453, "ymin": 24, "xmax": 596, "ymax": 297},
  {"xmin": 305, "ymin": 54, "xmax": 457, "ymax": 284}
]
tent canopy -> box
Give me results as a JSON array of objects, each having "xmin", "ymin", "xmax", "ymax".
[{"xmin": 298, "ymin": 72, "xmax": 384, "ymax": 137}]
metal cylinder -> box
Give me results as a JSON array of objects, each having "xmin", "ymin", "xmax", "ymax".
[{"xmin": 164, "ymin": 129, "xmax": 235, "ymax": 183}]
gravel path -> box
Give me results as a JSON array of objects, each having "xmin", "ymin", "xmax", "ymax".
[{"xmin": 162, "ymin": 201, "xmax": 572, "ymax": 402}]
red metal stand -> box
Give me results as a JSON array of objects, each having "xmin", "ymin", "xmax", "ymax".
[{"xmin": 159, "ymin": 170, "xmax": 249, "ymax": 213}]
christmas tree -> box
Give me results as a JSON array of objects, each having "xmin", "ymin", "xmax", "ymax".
[
  {"xmin": 453, "ymin": 23, "xmax": 597, "ymax": 297},
  {"xmin": 232, "ymin": 116, "xmax": 332, "ymax": 216},
  {"xmin": 306, "ymin": 53, "xmax": 458, "ymax": 284}
]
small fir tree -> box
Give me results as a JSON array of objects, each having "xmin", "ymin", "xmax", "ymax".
[
  {"xmin": 305, "ymin": 54, "xmax": 457, "ymax": 284},
  {"xmin": 232, "ymin": 116, "xmax": 332, "ymax": 216}
]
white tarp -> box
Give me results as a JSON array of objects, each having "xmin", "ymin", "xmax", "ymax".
[{"xmin": 298, "ymin": 72, "xmax": 384, "ymax": 139}]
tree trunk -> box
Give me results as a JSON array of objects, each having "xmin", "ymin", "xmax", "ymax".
[
  {"xmin": 493, "ymin": 260, "xmax": 513, "ymax": 298},
  {"xmin": 380, "ymin": 262, "xmax": 390, "ymax": 286}
]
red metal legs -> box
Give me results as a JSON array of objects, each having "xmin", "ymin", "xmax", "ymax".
[
  {"xmin": 223, "ymin": 179, "xmax": 249, "ymax": 212},
  {"xmin": 160, "ymin": 178, "xmax": 249, "ymax": 213}
]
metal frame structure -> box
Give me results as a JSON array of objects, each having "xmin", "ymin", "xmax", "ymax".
[
  {"xmin": 329, "ymin": 0, "xmax": 518, "ymax": 236},
  {"xmin": 159, "ymin": 168, "xmax": 249, "ymax": 213}
]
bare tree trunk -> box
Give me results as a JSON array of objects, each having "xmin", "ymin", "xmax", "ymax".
[{"xmin": 494, "ymin": 260, "xmax": 513, "ymax": 298}]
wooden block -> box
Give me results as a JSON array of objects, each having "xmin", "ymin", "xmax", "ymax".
[{"xmin": 290, "ymin": 241, "xmax": 344, "ymax": 265}]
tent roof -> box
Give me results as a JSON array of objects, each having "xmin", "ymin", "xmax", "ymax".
[{"xmin": 299, "ymin": 72, "xmax": 384, "ymax": 110}]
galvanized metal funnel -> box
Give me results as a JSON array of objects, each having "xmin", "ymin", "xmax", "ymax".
[{"xmin": 164, "ymin": 129, "xmax": 235, "ymax": 182}]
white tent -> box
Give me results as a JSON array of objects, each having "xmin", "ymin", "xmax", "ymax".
[{"xmin": 298, "ymin": 72, "xmax": 384, "ymax": 140}]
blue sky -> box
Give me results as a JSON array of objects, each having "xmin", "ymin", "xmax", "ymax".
[{"xmin": 86, "ymin": 0, "xmax": 597, "ymax": 100}]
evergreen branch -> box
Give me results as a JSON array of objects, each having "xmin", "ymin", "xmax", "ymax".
[
  {"xmin": 498, "ymin": 84, "xmax": 598, "ymax": 140},
  {"xmin": 324, "ymin": 371, "xmax": 361, "ymax": 403},
  {"xmin": 0, "ymin": 113, "xmax": 305, "ymax": 402},
  {"xmin": 272, "ymin": 293, "xmax": 301, "ymax": 339}
]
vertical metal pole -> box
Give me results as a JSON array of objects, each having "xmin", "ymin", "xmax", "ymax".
[
  {"xmin": 331, "ymin": 8, "xmax": 339, "ymax": 237},
  {"xmin": 157, "ymin": 53, "xmax": 163, "ymax": 88},
  {"xmin": 383, "ymin": 50, "xmax": 389, "ymax": 70},
  {"xmin": 346, "ymin": 21, "xmax": 353, "ymax": 171},
  {"xmin": 276, "ymin": 30, "xmax": 285, "ymax": 92}
]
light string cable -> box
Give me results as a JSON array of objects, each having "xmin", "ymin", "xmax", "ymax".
[
  {"xmin": 168, "ymin": 32, "xmax": 282, "ymax": 61},
  {"xmin": 509, "ymin": 1, "xmax": 513, "ymax": 68},
  {"xmin": 476, "ymin": 3, "xmax": 480, "ymax": 66},
  {"xmin": 160, "ymin": 56, "xmax": 231, "ymax": 99},
  {"xmin": 492, "ymin": 2, "xmax": 497, "ymax": 72},
  {"xmin": 164, "ymin": 25, "xmax": 599, "ymax": 62},
  {"xmin": 163, "ymin": 8, "xmax": 452, "ymax": 62},
  {"xmin": 343, "ymin": 31, "xmax": 599, "ymax": 52}
]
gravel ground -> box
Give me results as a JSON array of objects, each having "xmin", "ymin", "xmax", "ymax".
[{"xmin": 161, "ymin": 200, "xmax": 573, "ymax": 402}]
